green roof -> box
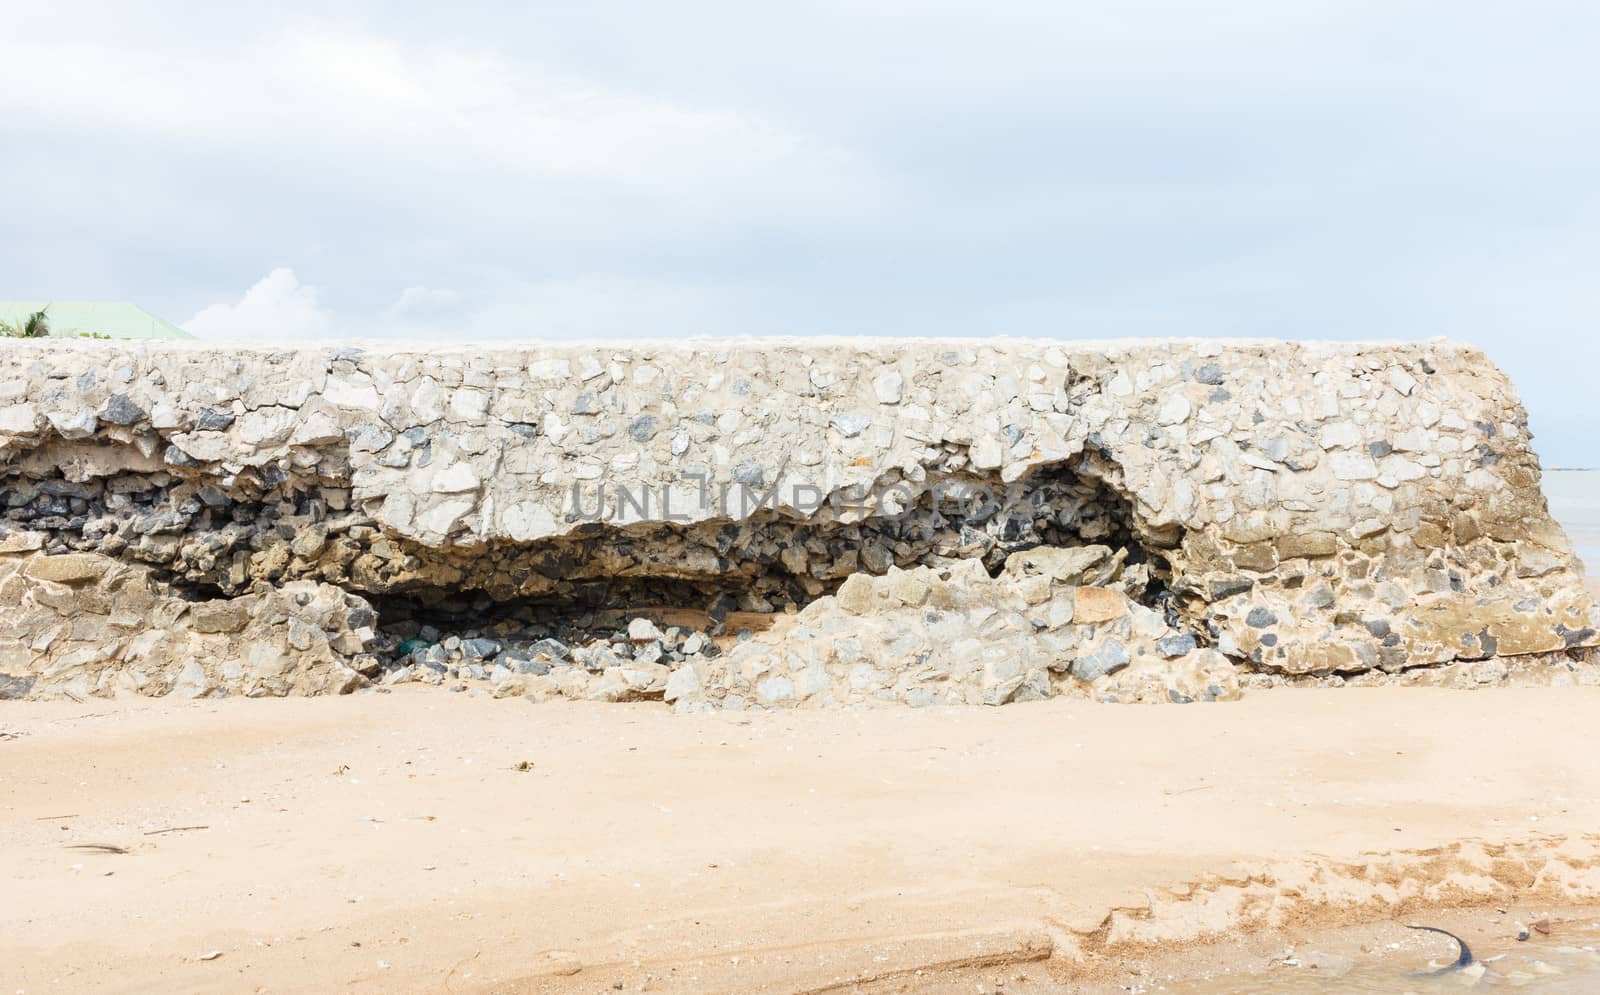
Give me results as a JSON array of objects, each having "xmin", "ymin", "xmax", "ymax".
[{"xmin": 0, "ymin": 301, "xmax": 195, "ymax": 340}]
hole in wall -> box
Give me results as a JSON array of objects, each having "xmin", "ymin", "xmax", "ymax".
[{"xmin": 3, "ymin": 455, "xmax": 1184, "ymax": 670}]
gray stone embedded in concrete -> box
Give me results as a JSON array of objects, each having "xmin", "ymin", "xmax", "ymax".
[{"xmin": 0, "ymin": 336, "xmax": 1596, "ymax": 704}]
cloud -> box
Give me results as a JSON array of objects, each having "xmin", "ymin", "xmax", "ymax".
[
  {"xmin": 389, "ymin": 286, "xmax": 462, "ymax": 318},
  {"xmin": 184, "ymin": 268, "xmax": 332, "ymax": 341},
  {"xmin": 183, "ymin": 271, "xmax": 764, "ymax": 344},
  {"xmin": 364, "ymin": 277, "xmax": 767, "ymax": 343},
  {"xmin": 0, "ymin": 21, "xmax": 870, "ymax": 222},
  {"xmin": 449, "ymin": 277, "xmax": 759, "ymax": 342}
]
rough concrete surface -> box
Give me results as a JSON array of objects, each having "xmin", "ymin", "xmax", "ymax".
[{"xmin": 1, "ymin": 338, "xmax": 1595, "ymax": 704}]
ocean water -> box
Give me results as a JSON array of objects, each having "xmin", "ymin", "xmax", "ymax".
[{"xmin": 1545, "ymin": 469, "xmax": 1600, "ymax": 577}]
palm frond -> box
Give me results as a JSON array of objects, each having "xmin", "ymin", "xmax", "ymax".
[{"xmin": 21, "ymin": 306, "xmax": 51, "ymax": 338}]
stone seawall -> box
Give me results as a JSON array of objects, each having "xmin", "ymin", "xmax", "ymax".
[{"xmin": 1, "ymin": 338, "xmax": 1595, "ymax": 706}]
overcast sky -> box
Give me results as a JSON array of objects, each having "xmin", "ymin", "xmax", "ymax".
[{"xmin": 3, "ymin": 2, "xmax": 1597, "ymax": 464}]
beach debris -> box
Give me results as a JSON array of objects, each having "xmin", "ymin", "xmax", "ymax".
[
  {"xmin": 144, "ymin": 825, "xmax": 209, "ymax": 836},
  {"xmin": 511, "ymin": 760, "xmax": 536, "ymax": 772},
  {"xmin": 65, "ymin": 843, "xmax": 129, "ymax": 855},
  {"xmin": 195, "ymin": 950, "xmax": 223, "ymax": 962},
  {"xmin": 1533, "ymin": 918, "xmax": 1552, "ymax": 935},
  {"xmin": 1516, "ymin": 923, "xmax": 1532, "ymax": 941},
  {"xmin": 1404, "ymin": 924, "xmax": 1474, "ymax": 977}
]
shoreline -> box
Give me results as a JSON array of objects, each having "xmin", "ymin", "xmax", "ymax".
[
  {"xmin": 6, "ymin": 687, "xmax": 1600, "ymax": 993},
  {"xmin": 787, "ymin": 891, "xmax": 1600, "ymax": 994}
]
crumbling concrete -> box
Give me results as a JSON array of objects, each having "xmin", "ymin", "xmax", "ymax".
[{"xmin": 1, "ymin": 337, "xmax": 1594, "ymax": 705}]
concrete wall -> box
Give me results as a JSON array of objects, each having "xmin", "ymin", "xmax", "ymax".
[{"xmin": 1, "ymin": 337, "xmax": 1594, "ymax": 705}]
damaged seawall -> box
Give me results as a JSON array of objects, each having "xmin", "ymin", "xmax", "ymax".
[{"xmin": 1, "ymin": 337, "xmax": 1595, "ymax": 706}]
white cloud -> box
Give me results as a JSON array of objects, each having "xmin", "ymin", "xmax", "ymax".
[
  {"xmin": 361, "ymin": 276, "xmax": 764, "ymax": 343},
  {"xmin": 184, "ymin": 268, "xmax": 332, "ymax": 341},
  {"xmin": 0, "ymin": 22, "xmax": 869, "ymax": 219},
  {"xmin": 450, "ymin": 277, "xmax": 755, "ymax": 341},
  {"xmin": 389, "ymin": 286, "xmax": 462, "ymax": 318},
  {"xmin": 183, "ymin": 270, "xmax": 764, "ymax": 344}
]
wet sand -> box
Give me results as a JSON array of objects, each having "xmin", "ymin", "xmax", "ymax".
[
  {"xmin": 1145, "ymin": 911, "xmax": 1600, "ymax": 993},
  {"xmin": 5, "ymin": 687, "xmax": 1600, "ymax": 993}
]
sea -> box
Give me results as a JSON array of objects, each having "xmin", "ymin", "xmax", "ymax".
[{"xmin": 1546, "ymin": 468, "xmax": 1600, "ymax": 578}]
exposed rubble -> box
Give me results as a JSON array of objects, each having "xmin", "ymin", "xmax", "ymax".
[{"xmin": 1, "ymin": 337, "xmax": 1595, "ymax": 705}]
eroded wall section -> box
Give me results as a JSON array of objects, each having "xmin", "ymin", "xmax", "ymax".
[{"xmin": 0, "ymin": 338, "xmax": 1594, "ymax": 706}]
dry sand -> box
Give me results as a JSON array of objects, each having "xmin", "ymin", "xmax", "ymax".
[{"xmin": 4, "ymin": 686, "xmax": 1600, "ymax": 994}]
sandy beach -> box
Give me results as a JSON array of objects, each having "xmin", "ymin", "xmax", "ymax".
[{"xmin": 5, "ymin": 686, "xmax": 1600, "ymax": 993}]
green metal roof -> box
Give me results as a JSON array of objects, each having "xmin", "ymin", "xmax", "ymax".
[{"xmin": 0, "ymin": 301, "xmax": 195, "ymax": 340}]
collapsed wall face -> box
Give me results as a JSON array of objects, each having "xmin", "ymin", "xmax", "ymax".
[{"xmin": 0, "ymin": 338, "xmax": 1595, "ymax": 707}]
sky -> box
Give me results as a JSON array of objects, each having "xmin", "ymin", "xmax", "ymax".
[{"xmin": 3, "ymin": 1, "xmax": 1597, "ymax": 464}]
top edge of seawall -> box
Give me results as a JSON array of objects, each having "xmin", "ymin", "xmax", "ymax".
[{"xmin": 4, "ymin": 335, "xmax": 1485, "ymax": 360}]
